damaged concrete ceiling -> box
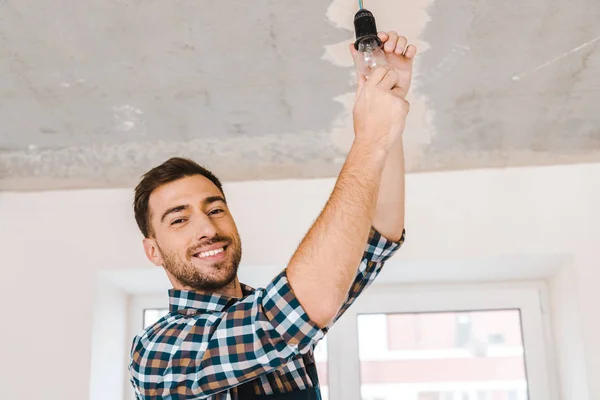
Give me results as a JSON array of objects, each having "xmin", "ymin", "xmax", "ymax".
[{"xmin": 1, "ymin": 0, "xmax": 599, "ymax": 191}]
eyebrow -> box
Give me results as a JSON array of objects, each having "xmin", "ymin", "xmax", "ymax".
[{"xmin": 160, "ymin": 196, "xmax": 226, "ymax": 223}]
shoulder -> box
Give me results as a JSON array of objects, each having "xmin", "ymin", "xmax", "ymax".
[{"xmin": 130, "ymin": 311, "xmax": 209, "ymax": 366}]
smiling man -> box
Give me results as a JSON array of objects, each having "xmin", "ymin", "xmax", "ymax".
[{"xmin": 129, "ymin": 31, "xmax": 416, "ymax": 400}]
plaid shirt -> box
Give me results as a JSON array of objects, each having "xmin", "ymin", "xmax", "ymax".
[{"xmin": 129, "ymin": 227, "xmax": 404, "ymax": 399}]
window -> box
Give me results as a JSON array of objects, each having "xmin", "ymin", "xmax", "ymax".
[
  {"xmin": 325, "ymin": 283, "xmax": 555, "ymax": 400},
  {"xmin": 356, "ymin": 309, "xmax": 527, "ymax": 400}
]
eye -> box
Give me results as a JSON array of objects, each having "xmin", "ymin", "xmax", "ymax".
[
  {"xmin": 209, "ymin": 209, "xmax": 224, "ymax": 216},
  {"xmin": 171, "ymin": 218, "xmax": 187, "ymax": 225}
]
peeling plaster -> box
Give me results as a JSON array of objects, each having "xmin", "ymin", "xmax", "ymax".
[
  {"xmin": 1, "ymin": 0, "xmax": 600, "ymax": 191},
  {"xmin": 0, "ymin": 130, "xmax": 346, "ymax": 190}
]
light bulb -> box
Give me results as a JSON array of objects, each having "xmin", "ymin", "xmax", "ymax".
[
  {"xmin": 354, "ymin": 38, "xmax": 387, "ymax": 77},
  {"xmin": 353, "ymin": 8, "xmax": 387, "ymax": 77}
]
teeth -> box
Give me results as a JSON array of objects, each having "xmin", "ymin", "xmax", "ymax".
[{"xmin": 197, "ymin": 247, "xmax": 224, "ymax": 258}]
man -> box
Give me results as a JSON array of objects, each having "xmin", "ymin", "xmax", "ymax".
[{"xmin": 129, "ymin": 31, "xmax": 417, "ymax": 399}]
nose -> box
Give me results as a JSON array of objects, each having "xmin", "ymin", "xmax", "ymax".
[{"xmin": 193, "ymin": 213, "xmax": 218, "ymax": 240}]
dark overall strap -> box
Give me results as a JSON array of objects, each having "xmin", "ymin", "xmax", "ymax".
[
  {"xmin": 235, "ymin": 353, "xmax": 320, "ymax": 399},
  {"xmin": 236, "ymin": 377, "xmax": 257, "ymax": 398},
  {"xmin": 303, "ymin": 352, "xmax": 321, "ymax": 399}
]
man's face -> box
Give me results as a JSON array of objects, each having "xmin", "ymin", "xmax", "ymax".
[{"xmin": 143, "ymin": 175, "xmax": 242, "ymax": 292}]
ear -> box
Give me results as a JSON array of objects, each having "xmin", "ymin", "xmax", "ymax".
[{"xmin": 143, "ymin": 237, "xmax": 164, "ymax": 267}]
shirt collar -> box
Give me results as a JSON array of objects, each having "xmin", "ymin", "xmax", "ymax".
[{"xmin": 168, "ymin": 283, "xmax": 255, "ymax": 313}]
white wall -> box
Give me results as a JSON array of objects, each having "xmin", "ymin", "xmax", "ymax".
[{"xmin": 0, "ymin": 162, "xmax": 599, "ymax": 400}]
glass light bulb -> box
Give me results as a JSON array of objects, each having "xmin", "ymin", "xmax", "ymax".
[{"xmin": 354, "ymin": 37, "xmax": 387, "ymax": 77}]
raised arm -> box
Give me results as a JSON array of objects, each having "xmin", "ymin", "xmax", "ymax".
[
  {"xmin": 285, "ymin": 65, "xmax": 410, "ymax": 328},
  {"xmin": 370, "ymin": 31, "xmax": 417, "ymax": 242}
]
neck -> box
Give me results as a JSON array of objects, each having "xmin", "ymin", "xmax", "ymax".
[
  {"xmin": 167, "ymin": 272, "xmax": 243, "ymax": 298},
  {"xmin": 215, "ymin": 277, "xmax": 243, "ymax": 298}
]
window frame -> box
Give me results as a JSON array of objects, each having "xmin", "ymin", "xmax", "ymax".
[{"xmin": 325, "ymin": 280, "xmax": 557, "ymax": 400}]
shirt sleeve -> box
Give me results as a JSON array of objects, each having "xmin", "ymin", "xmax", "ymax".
[
  {"xmin": 129, "ymin": 271, "xmax": 325, "ymax": 399},
  {"xmin": 326, "ymin": 226, "xmax": 405, "ymax": 328}
]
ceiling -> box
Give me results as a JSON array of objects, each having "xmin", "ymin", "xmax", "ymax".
[{"xmin": 1, "ymin": 0, "xmax": 599, "ymax": 191}]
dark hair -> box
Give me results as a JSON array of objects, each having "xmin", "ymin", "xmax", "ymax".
[{"xmin": 134, "ymin": 157, "xmax": 225, "ymax": 238}]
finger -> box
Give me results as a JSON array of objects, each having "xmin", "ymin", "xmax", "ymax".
[
  {"xmin": 379, "ymin": 69, "xmax": 399, "ymax": 90},
  {"xmin": 395, "ymin": 36, "xmax": 408, "ymax": 55},
  {"xmin": 356, "ymin": 72, "xmax": 367, "ymax": 96},
  {"xmin": 404, "ymin": 44, "xmax": 418, "ymax": 59},
  {"xmin": 349, "ymin": 42, "xmax": 358, "ymax": 59},
  {"xmin": 377, "ymin": 31, "xmax": 389, "ymax": 43},
  {"xmin": 368, "ymin": 65, "xmax": 391, "ymax": 85},
  {"xmin": 384, "ymin": 31, "xmax": 399, "ymax": 52},
  {"xmin": 391, "ymin": 86, "xmax": 406, "ymax": 98}
]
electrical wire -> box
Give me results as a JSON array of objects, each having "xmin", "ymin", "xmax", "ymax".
[{"xmin": 358, "ymin": 0, "xmax": 363, "ymax": 9}]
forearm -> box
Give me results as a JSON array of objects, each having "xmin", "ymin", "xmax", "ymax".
[
  {"xmin": 373, "ymin": 135, "xmax": 405, "ymax": 242},
  {"xmin": 286, "ymin": 142, "xmax": 387, "ymax": 328}
]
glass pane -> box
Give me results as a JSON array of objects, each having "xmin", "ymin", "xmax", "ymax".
[
  {"xmin": 357, "ymin": 310, "xmax": 528, "ymax": 400},
  {"xmin": 314, "ymin": 337, "xmax": 329, "ymax": 400},
  {"xmin": 143, "ymin": 308, "xmax": 169, "ymax": 328}
]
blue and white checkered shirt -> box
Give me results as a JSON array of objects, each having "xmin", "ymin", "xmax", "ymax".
[{"xmin": 129, "ymin": 227, "xmax": 404, "ymax": 399}]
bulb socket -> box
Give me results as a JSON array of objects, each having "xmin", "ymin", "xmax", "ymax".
[{"xmin": 353, "ymin": 9, "xmax": 382, "ymax": 50}]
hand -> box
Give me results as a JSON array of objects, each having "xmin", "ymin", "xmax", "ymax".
[
  {"xmin": 352, "ymin": 65, "xmax": 410, "ymax": 153},
  {"xmin": 350, "ymin": 31, "xmax": 417, "ymax": 99}
]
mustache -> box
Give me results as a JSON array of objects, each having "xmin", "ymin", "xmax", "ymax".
[{"xmin": 187, "ymin": 235, "xmax": 232, "ymax": 257}]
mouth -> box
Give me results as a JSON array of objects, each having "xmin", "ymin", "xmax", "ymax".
[{"xmin": 193, "ymin": 245, "xmax": 228, "ymax": 260}]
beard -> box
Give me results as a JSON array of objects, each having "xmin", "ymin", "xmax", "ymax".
[{"xmin": 157, "ymin": 235, "xmax": 242, "ymax": 292}]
